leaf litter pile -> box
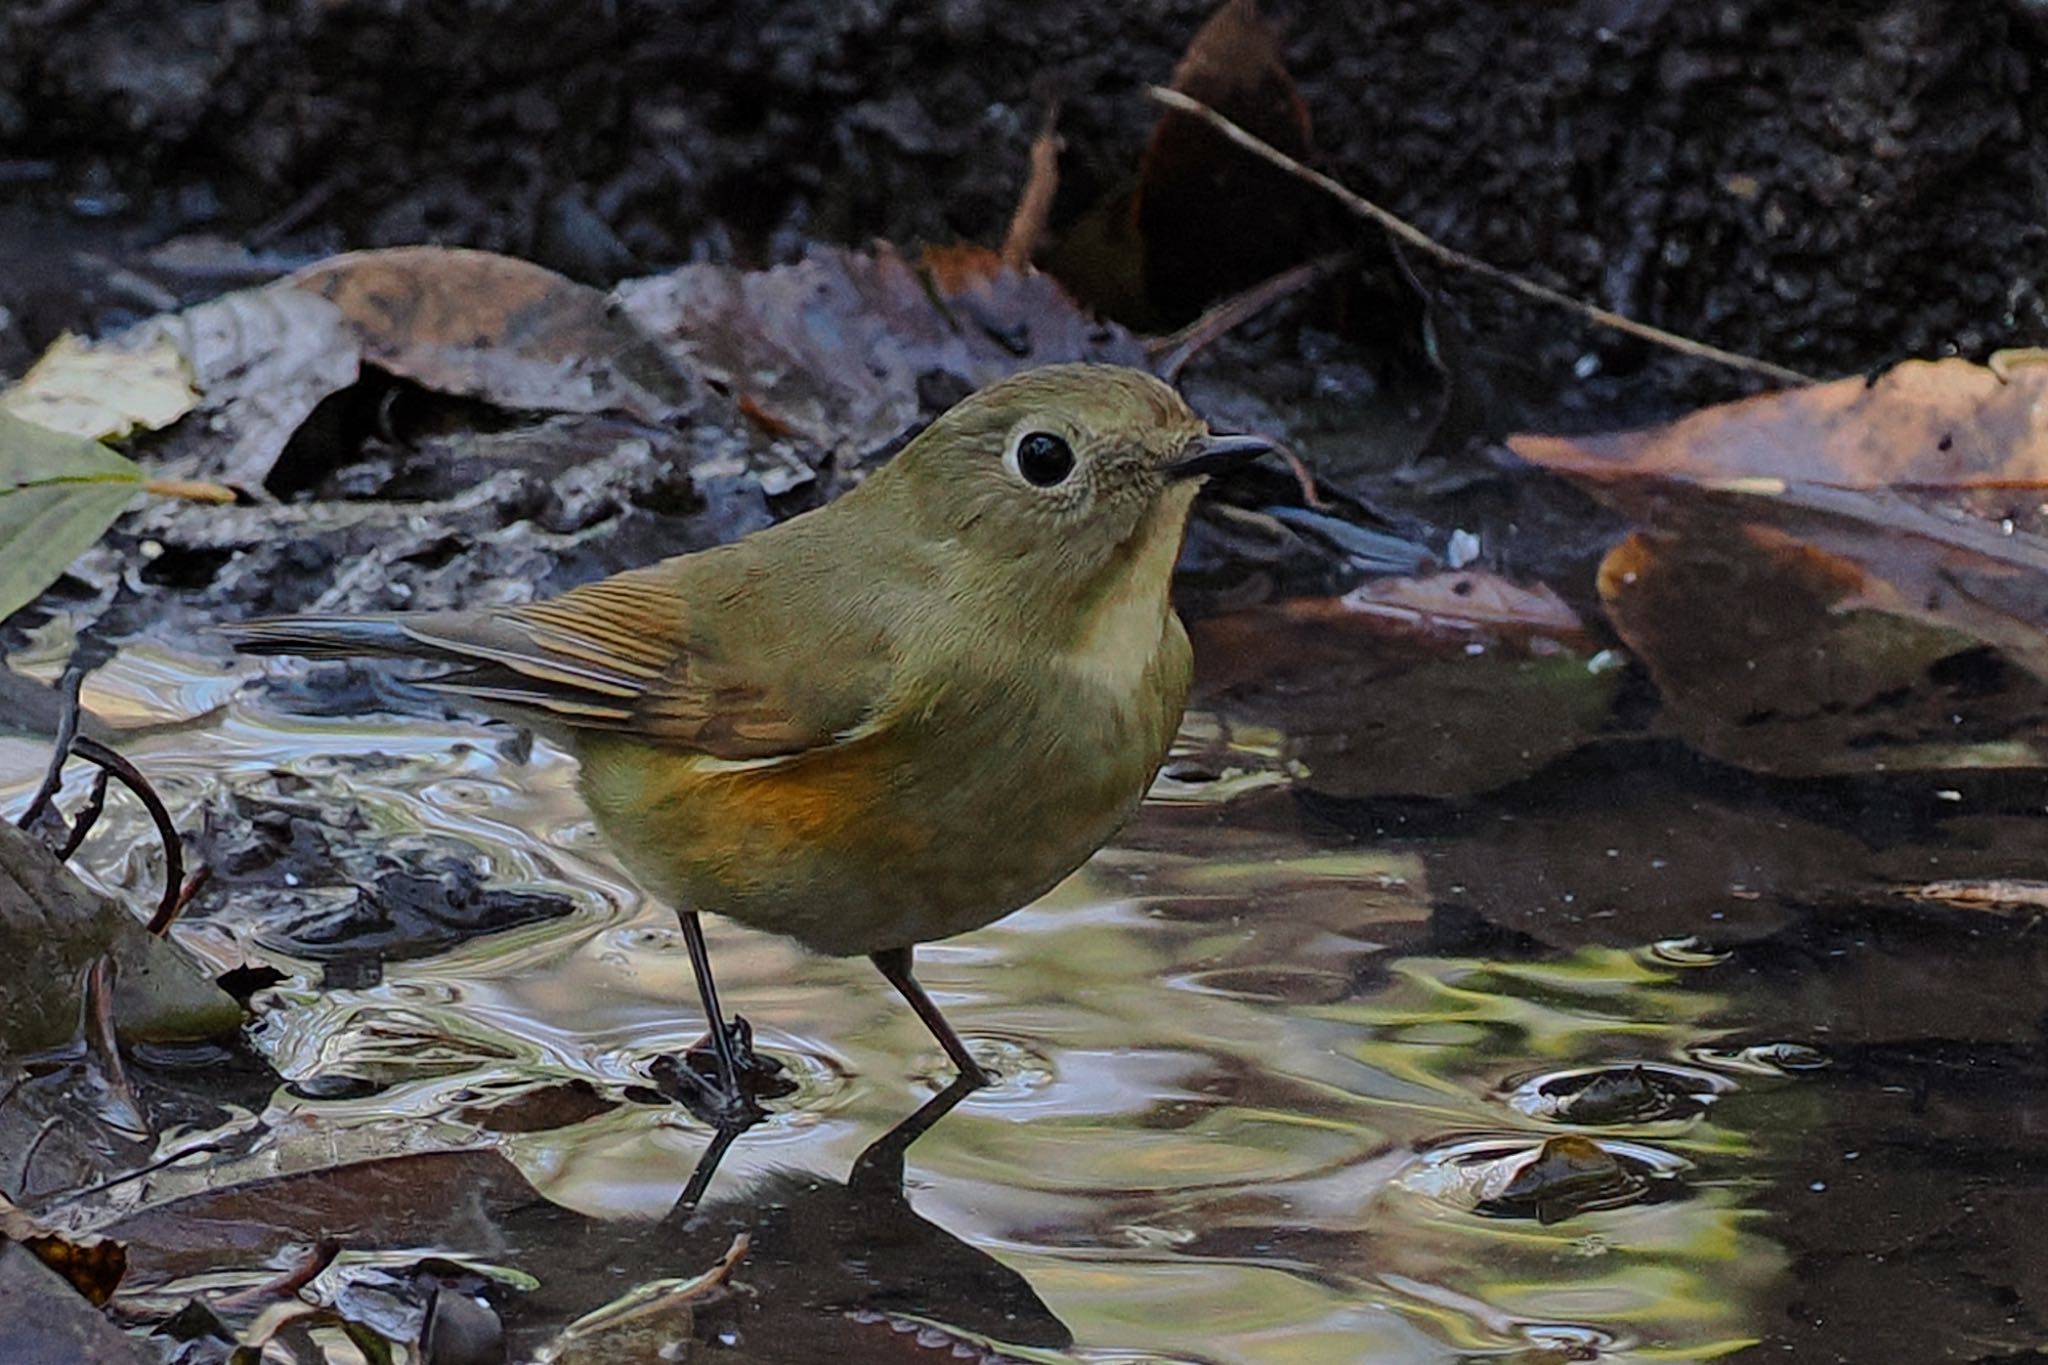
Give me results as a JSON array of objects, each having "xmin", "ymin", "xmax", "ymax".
[{"xmin": 3, "ymin": 2, "xmax": 2048, "ymax": 1361}]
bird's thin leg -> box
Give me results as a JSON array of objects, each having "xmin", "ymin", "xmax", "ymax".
[
  {"xmin": 847, "ymin": 1073, "xmax": 980, "ymax": 1196},
  {"xmin": 677, "ymin": 909, "xmax": 746, "ymax": 1106},
  {"xmin": 667, "ymin": 1118, "xmax": 748, "ymax": 1220},
  {"xmin": 870, "ymin": 946, "xmax": 990, "ymax": 1087}
]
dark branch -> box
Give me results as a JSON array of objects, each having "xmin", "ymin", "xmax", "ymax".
[
  {"xmin": 68, "ymin": 736, "xmax": 186, "ymax": 934},
  {"xmin": 14, "ymin": 661, "xmax": 86, "ymax": 830},
  {"xmin": 54, "ymin": 769, "xmax": 112, "ymax": 859}
]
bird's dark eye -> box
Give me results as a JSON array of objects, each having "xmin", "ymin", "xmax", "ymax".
[{"xmin": 1013, "ymin": 431, "xmax": 1075, "ymax": 487}]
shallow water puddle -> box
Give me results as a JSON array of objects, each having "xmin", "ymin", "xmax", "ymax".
[{"xmin": 9, "ymin": 638, "xmax": 2040, "ymax": 1361}]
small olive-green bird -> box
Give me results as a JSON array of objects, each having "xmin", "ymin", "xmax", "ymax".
[{"xmin": 230, "ymin": 363, "xmax": 1273, "ymax": 1117}]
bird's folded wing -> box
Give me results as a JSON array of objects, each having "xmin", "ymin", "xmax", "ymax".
[{"xmin": 233, "ymin": 562, "xmax": 881, "ymax": 762}]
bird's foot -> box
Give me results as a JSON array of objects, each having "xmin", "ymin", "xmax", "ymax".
[{"xmin": 645, "ymin": 1015, "xmax": 796, "ymax": 1127}]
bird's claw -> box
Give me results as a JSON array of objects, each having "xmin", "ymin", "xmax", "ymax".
[{"xmin": 645, "ymin": 1014, "xmax": 796, "ymax": 1127}]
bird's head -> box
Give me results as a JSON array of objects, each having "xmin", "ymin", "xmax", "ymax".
[{"xmin": 878, "ymin": 363, "xmax": 1274, "ymax": 630}]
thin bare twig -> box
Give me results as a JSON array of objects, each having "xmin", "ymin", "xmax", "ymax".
[
  {"xmin": 249, "ymin": 174, "xmax": 341, "ymax": 248},
  {"xmin": 212, "ymin": 1240, "xmax": 340, "ymax": 1310},
  {"xmin": 83, "ymin": 956, "xmax": 148, "ymax": 1139},
  {"xmin": 142, "ymin": 478, "xmax": 237, "ymax": 505},
  {"xmin": 15, "ymin": 671, "xmax": 188, "ymax": 930},
  {"xmin": 1148, "ymin": 251, "xmax": 1351, "ymax": 382},
  {"xmin": 543, "ymin": 1233, "xmax": 751, "ymax": 1353},
  {"xmin": 1002, "ymin": 107, "xmax": 1063, "ymax": 271},
  {"xmin": 38, "ymin": 1118, "xmax": 272, "ymax": 1213},
  {"xmin": 1272, "ymin": 441, "xmax": 1327, "ymax": 510},
  {"xmin": 18, "ymin": 1117, "xmax": 65, "ymax": 1193},
  {"xmin": 161, "ymin": 866, "xmax": 211, "ymax": 932},
  {"xmin": 1147, "ymin": 85, "xmax": 1816, "ymax": 387}
]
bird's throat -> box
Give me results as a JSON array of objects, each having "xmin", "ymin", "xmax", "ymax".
[{"xmin": 1063, "ymin": 481, "xmax": 1200, "ymax": 693}]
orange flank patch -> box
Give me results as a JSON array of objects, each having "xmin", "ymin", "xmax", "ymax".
[
  {"xmin": 579, "ymin": 729, "xmax": 932, "ymax": 901},
  {"xmin": 703, "ymin": 749, "xmax": 928, "ymax": 857}
]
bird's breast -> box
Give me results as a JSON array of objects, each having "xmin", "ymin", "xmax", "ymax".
[{"xmin": 575, "ymin": 616, "xmax": 1190, "ymax": 957}]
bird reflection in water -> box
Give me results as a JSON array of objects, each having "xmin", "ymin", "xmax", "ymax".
[
  {"xmin": 106, "ymin": 1077, "xmax": 1064, "ymax": 1359},
  {"xmin": 497, "ymin": 1076, "xmax": 1072, "ymax": 1362}
]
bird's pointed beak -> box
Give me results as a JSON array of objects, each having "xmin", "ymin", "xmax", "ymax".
[{"xmin": 1166, "ymin": 431, "xmax": 1280, "ymax": 481}]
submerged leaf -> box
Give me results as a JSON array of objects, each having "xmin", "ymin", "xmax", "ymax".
[
  {"xmin": 1596, "ymin": 526, "xmax": 2048, "ymax": 774},
  {"xmin": 1513, "ymin": 359, "xmax": 2048, "ymax": 774},
  {"xmin": 1191, "ymin": 574, "xmax": 1615, "ymax": 798}
]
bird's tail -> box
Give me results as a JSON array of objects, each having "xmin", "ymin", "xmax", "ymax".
[{"xmin": 223, "ymin": 614, "xmax": 461, "ymax": 662}]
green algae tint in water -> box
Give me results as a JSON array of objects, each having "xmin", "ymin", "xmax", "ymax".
[{"xmin": 4, "ymin": 641, "xmax": 1820, "ymax": 1361}]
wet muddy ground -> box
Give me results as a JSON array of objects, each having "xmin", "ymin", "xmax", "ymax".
[{"xmin": 6, "ymin": 2, "xmax": 2048, "ymax": 1362}]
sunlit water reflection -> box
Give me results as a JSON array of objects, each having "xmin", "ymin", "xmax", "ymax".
[{"xmin": 4, "ymin": 640, "xmax": 1821, "ymax": 1361}]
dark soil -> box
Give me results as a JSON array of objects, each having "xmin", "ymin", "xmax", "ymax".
[{"xmin": 3, "ymin": 0, "xmax": 2042, "ymax": 408}]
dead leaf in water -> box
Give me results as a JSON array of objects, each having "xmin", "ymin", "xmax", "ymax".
[
  {"xmin": 1895, "ymin": 878, "xmax": 2048, "ymax": 916},
  {"xmin": 1336, "ymin": 572, "xmax": 1590, "ymax": 647},
  {"xmin": 1512, "ymin": 359, "xmax": 2048, "ymax": 775},
  {"xmin": 1398, "ymin": 1133, "xmax": 1678, "ymax": 1225},
  {"xmin": 1192, "ymin": 574, "xmax": 1616, "ymax": 798},
  {"xmin": 1479, "ymin": 1135, "xmax": 1653, "ymax": 1225},
  {"xmin": 107, "ymin": 1150, "xmax": 539, "ymax": 1286},
  {"xmin": 0, "ymin": 1194, "xmax": 125, "ymax": 1307},
  {"xmin": 1593, "ymin": 526, "xmax": 2048, "ymax": 774},
  {"xmin": 456, "ymin": 1078, "xmax": 616, "ymax": 1134}
]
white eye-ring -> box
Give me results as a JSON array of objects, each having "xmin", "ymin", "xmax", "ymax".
[{"xmin": 1005, "ymin": 428, "xmax": 1077, "ymax": 488}]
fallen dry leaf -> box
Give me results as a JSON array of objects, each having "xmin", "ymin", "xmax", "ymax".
[
  {"xmin": 120, "ymin": 282, "xmax": 361, "ymax": 488},
  {"xmin": 0, "ymin": 333, "xmax": 196, "ymax": 441},
  {"xmin": 1898, "ymin": 879, "xmax": 2048, "ymax": 915},
  {"xmin": 1514, "ymin": 358, "xmax": 2048, "ymax": 490},
  {"xmin": 1136, "ymin": 0, "xmax": 1318, "ymax": 321},
  {"xmin": 293, "ymin": 246, "xmax": 693, "ymax": 424},
  {"xmin": 614, "ymin": 243, "xmax": 1144, "ymax": 461},
  {"xmin": 0, "ymin": 1193, "xmax": 126, "ymax": 1306},
  {"xmin": 1337, "ymin": 571, "xmax": 1589, "ymax": 646}
]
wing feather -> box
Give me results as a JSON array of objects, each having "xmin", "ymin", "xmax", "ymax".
[{"xmin": 232, "ymin": 558, "xmax": 884, "ymax": 762}]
